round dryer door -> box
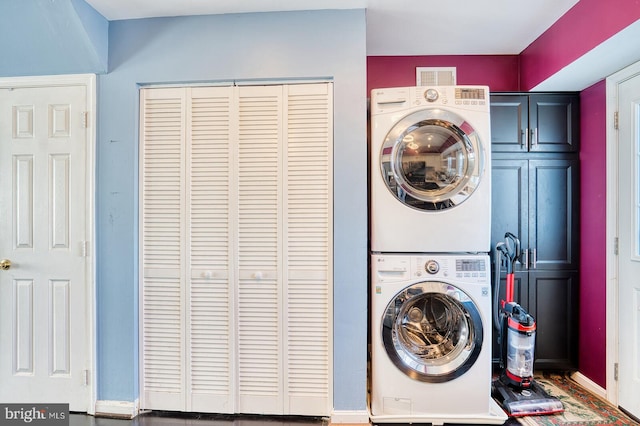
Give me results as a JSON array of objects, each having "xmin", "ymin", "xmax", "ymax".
[
  {"xmin": 382, "ymin": 281, "xmax": 483, "ymax": 383},
  {"xmin": 380, "ymin": 108, "xmax": 485, "ymax": 211}
]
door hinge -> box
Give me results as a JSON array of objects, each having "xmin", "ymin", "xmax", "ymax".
[
  {"xmin": 82, "ymin": 111, "xmax": 89, "ymax": 128},
  {"xmin": 614, "ymin": 111, "xmax": 619, "ymax": 130},
  {"xmin": 83, "ymin": 369, "xmax": 90, "ymax": 386},
  {"xmin": 614, "ymin": 363, "xmax": 618, "ymax": 381},
  {"xmin": 614, "ymin": 237, "xmax": 619, "ymax": 255},
  {"xmin": 80, "ymin": 241, "xmax": 89, "ymax": 257}
]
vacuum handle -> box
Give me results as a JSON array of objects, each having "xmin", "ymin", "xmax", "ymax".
[
  {"xmin": 504, "ymin": 232, "xmax": 520, "ymax": 263},
  {"xmin": 505, "ymin": 272, "xmax": 515, "ymax": 304}
]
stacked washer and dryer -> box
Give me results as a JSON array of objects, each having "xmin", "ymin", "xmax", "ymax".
[{"xmin": 369, "ymin": 86, "xmax": 507, "ymax": 425}]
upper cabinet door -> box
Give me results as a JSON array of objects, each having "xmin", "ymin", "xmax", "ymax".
[
  {"xmin": 490, "ymin": 93, "xmax": 579, "ymax": 153},
  {"xmin": 528, "ymin": 94, "xmax": 580, "ymax": 153},
  {"xmin": 490, "ymin": 95, "xmax": 529, "ymax": 153}
]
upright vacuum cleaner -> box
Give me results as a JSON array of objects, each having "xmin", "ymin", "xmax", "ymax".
[{"xmin": 492, "ymin": 232, "xmax": 564, "ymax": 417}]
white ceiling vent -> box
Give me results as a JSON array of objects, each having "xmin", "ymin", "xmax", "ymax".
[{"xmin": 416, "ymin": 67, "xmax": 457, "ymax": 86}]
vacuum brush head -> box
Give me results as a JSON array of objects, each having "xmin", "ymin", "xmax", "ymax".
[{"xmin": 492, "ymin": 379, "xmax": 564, "ymax": 417}]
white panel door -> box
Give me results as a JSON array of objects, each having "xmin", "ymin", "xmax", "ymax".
[
  {"xmin": 618, "ymin": 72, "xmax": 640, "ymax": 419},
  {"xmin": 0, "ymin": 84, "xmax": 90, "ymax": 410}
]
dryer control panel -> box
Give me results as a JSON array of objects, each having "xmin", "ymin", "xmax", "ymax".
[{"xmin": 370, "ymin": 85, "xmax": 488, "ymax": 116}]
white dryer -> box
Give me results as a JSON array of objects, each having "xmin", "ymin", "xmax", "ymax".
[
  {"xmin": 370, "ymin": 86, "xmax": 491, "ymax": 253},
  {"xmin": 370, "ymin": 253, "xmax": 507, "ymax": 425}
]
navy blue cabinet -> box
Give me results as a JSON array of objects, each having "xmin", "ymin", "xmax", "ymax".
[
  {"xmin": 490, "ymin": 93, "xmax": 579, "ymax": 371},
  {"xmin": 490, "ymin": 93, "xmax": 579, "ymax": 153},
  {"xmin": 492, "ymin": 157, "xmax": 579, "ymax": 272}
]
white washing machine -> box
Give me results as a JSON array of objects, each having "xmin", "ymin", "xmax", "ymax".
[
  {"xmin": 370, "ymin": 86, "xmax": 491, "ymax": 253},
  {"xmin": 370, "ymin": 253, "xmax": 507, "ymax": 425}
]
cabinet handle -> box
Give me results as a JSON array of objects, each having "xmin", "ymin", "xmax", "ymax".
[
  {"xmin": 521, "ymin": 128, "xmax": 528, "ymax": 148},
  {"xmin": 522, "ymin": 249, "xmax": 529, "ymax": 270},
  {"xmin": 531, "ymin": 128, "xmax": 538, "ymax": 147},
  {"xmin": 531, "ymin": 248, "xmax": 537, "ymax": 269}
]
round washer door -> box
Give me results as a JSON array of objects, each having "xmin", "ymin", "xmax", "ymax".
[
  {"xmin": 382, "ymin": 281, "xmax": 483, "ymax": 383},
  {"xmin": 380, "ymin": 108, "xmax": 485, "ymax": 211}
]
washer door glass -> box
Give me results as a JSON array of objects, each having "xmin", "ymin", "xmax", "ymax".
[
  {"xmin": 380, "ymin": 108, "xmax": 484, "ymax": 211},
  {"xmin": 382, "ymin": 281, "xmax": 483, "ymax": 383}
]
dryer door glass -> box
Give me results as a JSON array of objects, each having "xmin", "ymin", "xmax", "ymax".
[
  {"xmin": 382, "ymin": 281, "xmax": 483, "ymax": 383},
  {"xmin": 380, "ymin": 109, "xmax": 485, "ymax": 211}
]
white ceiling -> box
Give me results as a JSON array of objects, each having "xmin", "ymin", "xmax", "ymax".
[{"xmin": 85, "ymin": 0, "xmax": 580, "ymax": 56}]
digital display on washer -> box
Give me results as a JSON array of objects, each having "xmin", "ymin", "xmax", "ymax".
[
  {"xmin": 456, "ymin": 259, "xmax": 486, "ymax": 271},
  {"xmin": 455, "ymin": 88, "xmax": 485, "ymax": 100}
]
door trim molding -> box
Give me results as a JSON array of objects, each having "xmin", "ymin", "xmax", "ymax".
[
  {"xmin": 571, "ymin": 371, "xmax": 606, "ymax": 401},
  {"xmin": 0, "ymin": 73, "xmax": 97, "ymax": 413},
  {"xmin": 95, "ymin": 399, "xmax": 140, "ymax": 419},
  {"xmin": 330, "ymin": 409, "xmax": 370, "ymax": 424},
  {"xmin": 606, "ymin": 60, "xmax": 640, "ymax": 407}
]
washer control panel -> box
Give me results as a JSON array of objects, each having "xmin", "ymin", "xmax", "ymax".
[
  {"xmin": 372, "ymin": 254, "xmax": 489, "ymax": 284},
  {"xmin": 413, "ymin": 255, "xmax": 487, "ymax": 282}
]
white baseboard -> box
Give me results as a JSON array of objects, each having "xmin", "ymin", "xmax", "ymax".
[
  {"xmin": 571, "ymin": 371, "xmax": 607, "ymax": 401},
  {"xmin": 330, "ymin": 409, "xmax": 371, "ymax": 424},
  {"xmin": 94, "ymin": 400, "xmax": 139, "ymax": 419}
]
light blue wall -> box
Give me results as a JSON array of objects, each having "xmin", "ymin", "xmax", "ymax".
[
  {"xmin": 71, "ymin": 0, "xmax": 109, "ymax": 71},
  {"xmin": 0, "ymin": 0, "xmax": 107, "ymax": 76},
  {"xmin": 97, "ymin": 10, "xmax": 368, "ymax": 410}
]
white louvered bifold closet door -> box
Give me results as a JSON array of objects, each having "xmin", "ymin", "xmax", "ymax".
[
  {"xmin": 187, "ymin": 87, "xmax": 235, "ymax": 413},
  {"xmin": 140, "ymin": 83, "xmax": 332, "ymax": 416},
  {"xmin": 140, "ymin": 88, "xmax": 187, "ymax": 411},
  {"xmin": 236, "ymin": 85, "xmax": 283, "ymax": 413},
  {"xmin": 284, "ymin": 84, "xmax": 332, "ymax": 415}
]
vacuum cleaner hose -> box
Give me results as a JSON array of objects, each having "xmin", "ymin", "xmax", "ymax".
[{"xmin": 493, "ymin": 243, "xmax": 503, "ymax": 331}]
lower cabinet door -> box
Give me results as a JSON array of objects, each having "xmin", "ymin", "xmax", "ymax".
[
  {"xmin": 490, "ymin": 269, "xmax": 578, "ymax": 371},
  {"xmin": 528, "ymin": 270, "xmax": 579, "ymax": 371}
]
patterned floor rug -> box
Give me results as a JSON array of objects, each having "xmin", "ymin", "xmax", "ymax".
[{"xmin": 500, "ymin": 373, "xmax": 638, "ymax": 425}]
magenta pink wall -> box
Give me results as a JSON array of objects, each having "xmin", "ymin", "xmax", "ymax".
[
  {"xmin": 520, "ymin": 0, "xmax": 640, "ymax": 90},
  {"xmin": 579, "ymin": 80, "xmax": 607, "ymax": 388},
  {"xmin": 367, "ymin": 55, "xmax": 519, "ymax": 94}
]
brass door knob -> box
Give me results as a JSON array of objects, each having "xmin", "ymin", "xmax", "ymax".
[{"xmin": 0, "ymin": 259, "xmax": 11, "ymax": 270}]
